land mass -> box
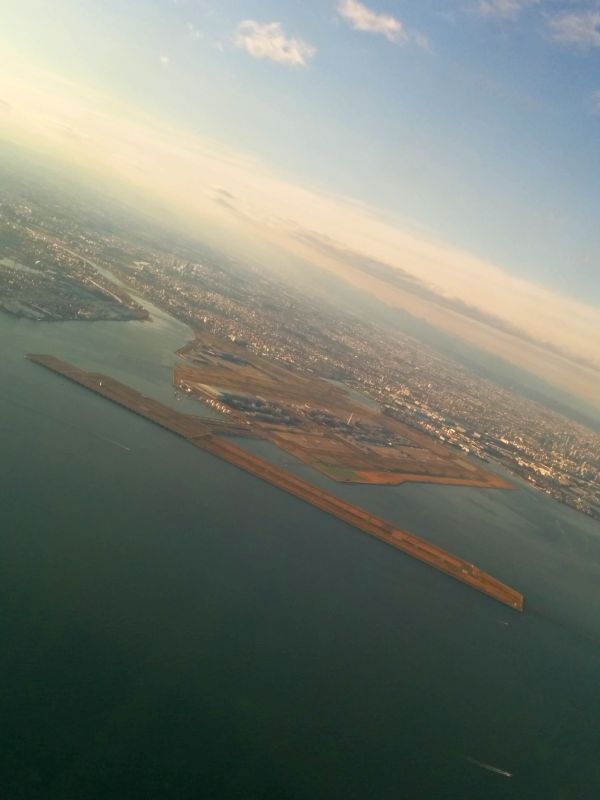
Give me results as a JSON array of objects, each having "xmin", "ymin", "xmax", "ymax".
[
  {"xmin": 175, "ymin": 334, "xmax": 511, "ymax": 489},
  {"xmin": 27, "ymin": 353, "xmax": 524, "ymax": 612},
  {"xmin": 0, "ymin": 216, "xmax": 148, "ymax": 322},
  {"xmin": 2, "ymin": 172, "xmax": 597, "ymax": 521}
]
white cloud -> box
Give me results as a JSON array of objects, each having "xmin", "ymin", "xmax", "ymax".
[
  {"xmin": 337, "ymin": 0, "xmax": 407, "ymax": 43},
  {"xmin": 187, "ymin": 22, "xmax": 202, "ymax": 41},
  {"xmin": 476, "ymin": 0, "xmax": 538, "ymax": 21},
  {"xmin": 548, "ymin": 10, "xmax": 600, "ymax": 49},
  {"xmin": 233, "ymin": 20, "xmax": 315, "ymax": 67},
  {"xmin": 159, "ymin": 54, "xmax": 170, "ymax": 67}
]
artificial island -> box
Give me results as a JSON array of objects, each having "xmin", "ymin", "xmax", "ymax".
[
  {"xmin": 27, "ymin": 351, "xmax": 524, "ymax": 612},
  {"xmin": 175, "ymin": 334, "xmax": 513, "ymax": 489}
]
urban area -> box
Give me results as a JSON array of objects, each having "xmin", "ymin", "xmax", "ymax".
[{"xmin": 1, "ymin": 172, "xmax": 599, "ymax": 522}]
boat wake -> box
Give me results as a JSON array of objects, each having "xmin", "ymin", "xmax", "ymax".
[
  {"xmin": 104, "ymin": 438, "xmax": 131, "ymax": 452},
  {"xmin": 466, "ymin": 756, "xmax": 513, "ymax": 778}
]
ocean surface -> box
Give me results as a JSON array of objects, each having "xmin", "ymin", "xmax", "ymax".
[{"xmin": 1, "ymin": 304, "xmax": 600, "ymax": 800}]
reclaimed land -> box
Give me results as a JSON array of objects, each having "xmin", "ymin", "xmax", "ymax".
[
  {"xmin": 174, "ymin": 335, "xmax": 512, "ymax": 490},
  {"xmin": 27, "ymin": 353, "xmax": 524, "ymax": 612}
]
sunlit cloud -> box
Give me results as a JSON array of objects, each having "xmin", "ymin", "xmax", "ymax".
[
  {"xmin": 337, "ymin": 0, "xmax": 407, "ymax": 43},
  {"xmin": 233, "ymin": 20, "xmax": 316, "ymax": 67},
  {"xmin": 337, "ymin": 0, "xmax": 429, "ymax": 49},
  {"xmin": 475, "ymin": 0, "xmax": 538, "ymax": 21},
  {"xmin": 548, "ymin": 9, "xmax": 600, "ymax": 49}
]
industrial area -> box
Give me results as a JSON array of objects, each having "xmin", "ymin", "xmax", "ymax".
[{"xmin": 174, "ymin": 334, "xmax": 513, "ymax": 489}]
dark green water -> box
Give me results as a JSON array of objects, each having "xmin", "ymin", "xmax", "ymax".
[{"xmin": 1, "ymin": 308, "xmax": 600, "ymax": 799}]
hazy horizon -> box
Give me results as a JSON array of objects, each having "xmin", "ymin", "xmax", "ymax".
[{"xmin": 1, "ymin": 0, "xmax": 599, "ymax": 407}]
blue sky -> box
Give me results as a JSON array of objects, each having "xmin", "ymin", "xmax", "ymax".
[{"xmin": 4, "ymin": 0, "xmax": 598, "ymax": 303}]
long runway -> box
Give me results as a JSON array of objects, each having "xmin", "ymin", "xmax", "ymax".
[{"xmin": 27, "ymin": 353, "xmax": 524, "ymax": 612}]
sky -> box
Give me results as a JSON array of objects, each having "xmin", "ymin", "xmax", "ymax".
[{"xmin": 1, "ymin": 1, "xmax": 599, "ymax": 390}]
